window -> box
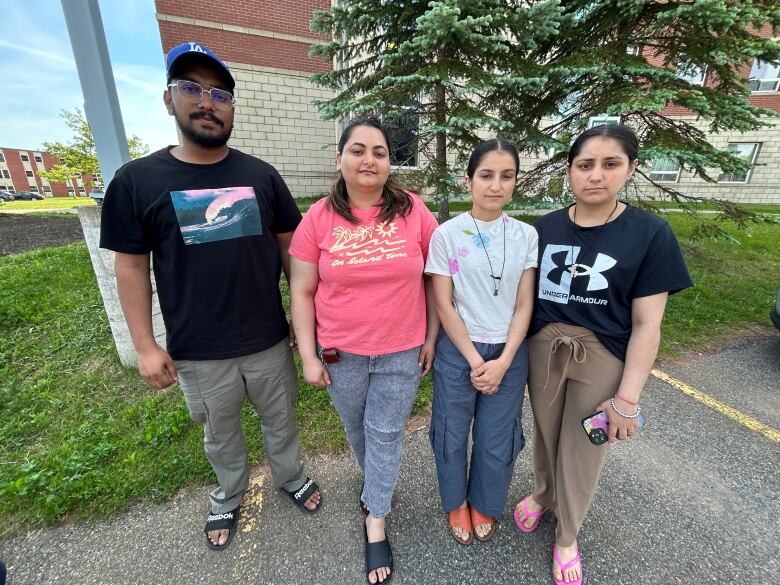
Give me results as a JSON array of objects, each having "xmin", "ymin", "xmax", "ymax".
[
  {"xmin": 34, "ymin": 155, "xmax": 43, "ymax": 163},
  {"xmin": 649, "ymin": 156, "xmax": 681, "ymax": 183},
  {"xmin": 677, "ymin": 63, "xmax": 706, "ymax": 86},
  {"xmin": 79, "ymin": 187, "xmax": 86, "ymax": 194},
  {"xmin": 67, "ymin": 186, "xmax": 74, "ymax": 193},
  {"xmin": 25, "ymin": 170, "xmax": 34, "ymax": 177},
  {"xmin": 29, "ymin": 186, "xmax": 38, "ymax": 193},
  {"xmin": 718, "ymin": 143, "xmax": 760, "ymax": 184},
  {"xmin": 385, "ymin": 107, "xmax": 419, "ymax": 168},
  {"xmin": 7, "ymin": 186, "xmax": 15, "ymax": 193},
  {"xmin": 0, "ymin": 153, "xmax": 5, "ymax": 162},
  {"xmin": 43, "ymin": 186, "xmax": 51, "ymax": 193},
  {"xmin": 2, "ymin": 170, "xmax": 9, "ymax": 179},
  {"xmin": 747, "ymin": 59, "xmax": 780, "ymax": 92},
  {"xmin": 20, "ymin": 154, "xmax": 29, "ymax": 162},
  {"xmin": 626, "ymin": 46, "xmax": 639, "ymax": 56},
  {"xmin": 588, "ymin": 115, "xmax": 620, "ymax": 128}
]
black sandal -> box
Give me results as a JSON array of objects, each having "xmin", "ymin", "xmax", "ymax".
[
  {"xmin": 204, "ymin": 506, "xmax": 240, "ymax": 550},
  {"xmin": 284, "ymin": 477, "xmax": 322, "ymax": 515},
  {"xmin": 364, "ymin": 523, "xmax": 393, "ymax": 584}
]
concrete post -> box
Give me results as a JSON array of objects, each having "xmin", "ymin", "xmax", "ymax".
[
  {"xmin": 60, "ymin": 0, "xmax": 130, "ymax": 184},
  {"xmin": 78, "ymin": 206, "xmax": 166, "ymax": 366},
  {"xmin": 61, "ymin": 0, "xmax": 166, "ymax": 366}
]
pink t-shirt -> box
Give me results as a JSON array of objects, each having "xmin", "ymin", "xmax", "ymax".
[{"xmin": 290, "ymin": 194, "xmax": 439, "ymax": 355}]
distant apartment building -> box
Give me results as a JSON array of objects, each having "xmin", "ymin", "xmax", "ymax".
[
  {"xmin": 154, "ymin": 2, "xmax": 779, "ymax": 204},
  {"xmin": 0, "ymin": 146, "xmax": 96, "ymax": 197}
]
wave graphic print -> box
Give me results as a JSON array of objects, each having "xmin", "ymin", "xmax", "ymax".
[
  {"xmin": 170, "ymin": 187, "xmax": 262, "ymax": 245},
  {"xmin": 329, "ymin": 223, "xmax": 405, "ymax": 256}
]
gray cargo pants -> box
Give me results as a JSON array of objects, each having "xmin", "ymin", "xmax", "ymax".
[{"xmin": 175, "ymin": 338, "xmax": 308, "ymax": 513}]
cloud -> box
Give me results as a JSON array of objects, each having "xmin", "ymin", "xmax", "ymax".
[
  {"xmin": 0, "ymin": 39, "xmax": 75, "ymax": 69},
  {"xmin": 0, "ymin": 0, "xmax": 177, "ymax": 153}
]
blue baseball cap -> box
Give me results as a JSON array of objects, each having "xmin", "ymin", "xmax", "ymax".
[{"xmin": 166, "ymin": 41, "xmax": 235, "ymax": 90}]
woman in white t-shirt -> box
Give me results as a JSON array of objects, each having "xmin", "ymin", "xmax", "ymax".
[{"xmin": 425, "ymin": 139, "xmax": 538, "ymax": 545}]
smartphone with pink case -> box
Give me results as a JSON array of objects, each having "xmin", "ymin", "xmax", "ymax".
[{"xmin": 582, "ymin": 411, "xmax": 645, "ymax": 445}]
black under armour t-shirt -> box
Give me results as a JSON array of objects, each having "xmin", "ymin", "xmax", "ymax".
[
  {"xmin": 531, "ymin": 205, "xmax": 692, "ymax": 361},
  {"xmin": 100, "ymin": 147, "xmax": 302, "ymax": 360}
]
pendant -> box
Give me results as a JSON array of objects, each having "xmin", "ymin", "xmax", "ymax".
[
  {"xmin": 569, "ymin": 264, "xmax": 579, "ymax": 277},
  {"xmin": 491, "ymin": 275, "xmax": 501, "ymax": 296}
]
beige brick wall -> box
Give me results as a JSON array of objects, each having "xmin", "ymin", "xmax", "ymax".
[
  {"xmin": 227, "ymin": 61, "xmax": 338, "ymax": 198},
  {"xmin": 640, "ymin": 116, "xmax": 780, "ymax": 204}
]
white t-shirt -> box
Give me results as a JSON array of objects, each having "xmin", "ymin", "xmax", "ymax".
[{"xmin": 425, "ymin": 212, "xmax": 538, "ymax": 344}]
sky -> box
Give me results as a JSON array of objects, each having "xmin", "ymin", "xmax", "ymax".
[{"xmin": 0, "ymin": 0, "xmax": 179, "ymax": 152}]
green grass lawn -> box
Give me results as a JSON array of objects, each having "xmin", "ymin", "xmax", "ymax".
[
  {"xmin": 641, "ymin": 200, "xmax": 780, "ymax": 215},
  {"xmin": 658, "ymin": 213, "xmax": 780, "ymax": 355},
  {"xmin": 0, "ymin": 197, "xmax": 96, "ymax": 211},
  {"xmin": 0, "ymin": 213, "xmax": 777, "ymax": 535}
]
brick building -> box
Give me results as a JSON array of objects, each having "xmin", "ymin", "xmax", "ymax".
[
  {"xmin": 637, "ymin": 23, "xmax": 780, "ymax": 204},
  {"xmin": 154, "ymin": 2, "xmax": 779, "ymax": 203},
  {"xmin": 0, "ymin": 147, "xmax": 95, "ymax": 197}
]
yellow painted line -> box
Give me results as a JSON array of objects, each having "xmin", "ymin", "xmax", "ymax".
[
  {"xmin": 651, "ymin": 369, "xmax": 780, "ymax": 443},
  {"xmin": 240, "ymin": 474, "xmax": 265, "ymax": 534}
]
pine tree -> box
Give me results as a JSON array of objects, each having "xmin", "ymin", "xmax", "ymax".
[{"xmin": 310, "ymin": 0, "xmax": 780, "ymax": 223}]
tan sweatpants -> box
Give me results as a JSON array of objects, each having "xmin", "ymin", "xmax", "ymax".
[{"xmin": 528, "ymin": 322, "xmax": 624, "ymax": 546}]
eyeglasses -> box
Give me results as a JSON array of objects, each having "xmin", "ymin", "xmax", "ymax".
[{"xmin": 168, "ymin": 80, "xmax": 235, "ymax": 111}]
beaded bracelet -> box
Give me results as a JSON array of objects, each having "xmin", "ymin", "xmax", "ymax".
[
  {"xmin": 610, "ymin": 397, "xmax": 641, "ymax": 419},
  {"xmin": 614, "ymin": 393, "xmax": 638, "ymax": 406}
]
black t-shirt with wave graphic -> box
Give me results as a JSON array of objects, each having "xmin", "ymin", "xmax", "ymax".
[
  {"xmin": 531, "ymin": 205, "xmax": 692, "ymax": 361},
  {"xmin": 100, "ymin": 147, "xmax": 301, "ymax": 360}
]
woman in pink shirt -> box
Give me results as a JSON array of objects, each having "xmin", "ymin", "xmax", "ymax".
[{"xmin": 290, "ymin": 117, "xmax": 439, "ymax": 585}]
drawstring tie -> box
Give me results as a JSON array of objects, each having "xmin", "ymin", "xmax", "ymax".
[{"xmin": 542, "ymin": 334, "xmax": 587, "ymax": 404}]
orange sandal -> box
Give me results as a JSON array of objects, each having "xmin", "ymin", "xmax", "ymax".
[
  {"xmin": 470, "ymin": 506, "xmax": 496, "ymax": 542},
  {"xmin": 448, "ymin": 507, "xmax": 473, "ymax": 545}
]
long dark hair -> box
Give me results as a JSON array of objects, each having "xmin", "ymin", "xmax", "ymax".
[
  {"xmin": 466, "ymin": 138, "xmax": 520, "ymax": 178},
  {"xmin": 567, "ymin": 124, "xmax": 639, "ymax": 165},
  {"xmin": 326, "ymin": 117, "xmax": 413, "ymax": 224}
]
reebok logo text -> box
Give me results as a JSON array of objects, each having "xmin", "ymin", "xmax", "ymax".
[{"xmin": 294, "ymin": 479, "xmax": 313, "ymax": 500}]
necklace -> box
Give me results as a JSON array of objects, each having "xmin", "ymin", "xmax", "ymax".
[
  {"xmin": 569, "ymin": 200, "xmax": 620, "ymax": 277},
  {"xmin": 469, "ymin": 211, "xmax": 506, "ymax": 296}
]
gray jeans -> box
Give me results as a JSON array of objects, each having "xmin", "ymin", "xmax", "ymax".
[
  {"xmin": 176, "ymin": 338, "xmax": 308, "ymax": 513},
  {"xmin": 325, "ymin": 346, "xmax": 422, "ymax": 518}
]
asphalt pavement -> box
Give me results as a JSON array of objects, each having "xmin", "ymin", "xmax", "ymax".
[{"xmin": 2, "ymin": 333, "xmax": 778, "ymax": 584}]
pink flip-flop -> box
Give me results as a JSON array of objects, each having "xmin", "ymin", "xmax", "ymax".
[
  {"xmin": 513, "ymin": 495, "xmax": 546, "ymax": 533},
  {"xmin": 552, "ymin": 543, "xmax": 582, "ymax": 585}
]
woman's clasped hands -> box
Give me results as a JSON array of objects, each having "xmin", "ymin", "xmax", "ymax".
[{"xmin": 470, "ymin": 357, "xmax": 510, "ymax": 394}]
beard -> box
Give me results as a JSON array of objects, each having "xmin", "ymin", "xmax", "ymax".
[{"xmin": 173, "ymin": 105, "xmax": 233, "ymax": 148}]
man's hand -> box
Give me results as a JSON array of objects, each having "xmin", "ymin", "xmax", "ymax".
[
  {"xmin": 137, "ymin": 345, "xmax": 178, "ymax": 389},
  {"xmin": 288, "ymin": 321, "xmax": 298, "ymax": 351}
]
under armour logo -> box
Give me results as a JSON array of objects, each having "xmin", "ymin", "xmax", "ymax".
[
  {"xmin": 568, "ymin": 253, "xmax": 617, "ymax": 291},
  {"xmin": 539, "ymin": 244, "xmax": 616, "ymax": 304}
]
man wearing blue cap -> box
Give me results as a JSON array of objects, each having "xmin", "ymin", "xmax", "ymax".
[{"xmin": 100, "ymin": 41, "xmax": 322, "ymax": 550}]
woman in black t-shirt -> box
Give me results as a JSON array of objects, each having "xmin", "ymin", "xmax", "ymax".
[{"xmin": 513, "ymin": 125, "xmax": 691, "ymax": 585}]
